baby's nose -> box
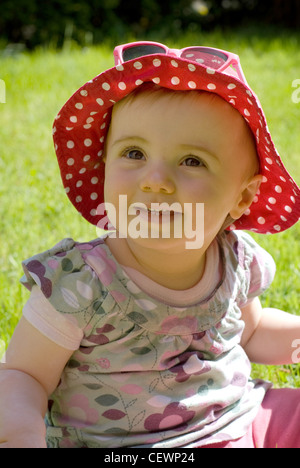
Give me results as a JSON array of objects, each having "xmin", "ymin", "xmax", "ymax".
[{"xmin": 139, "ymin": 163, "xmax": 175, "ymax": 194}]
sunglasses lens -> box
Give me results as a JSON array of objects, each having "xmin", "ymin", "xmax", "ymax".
[
  {"xmin": 122, "ymin": 44, "xmax": 167, "ymax": 62},
  {"xmin": 181, "ymin": 48, "xmax": 228, "ymax": 69}
]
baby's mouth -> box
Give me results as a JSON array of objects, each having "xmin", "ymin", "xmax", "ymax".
[{"xmin": 132, "ymin": 203, "xmax": 183, "ymax": 224}]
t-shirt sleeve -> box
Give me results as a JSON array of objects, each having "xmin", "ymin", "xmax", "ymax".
[
  {"xmin": 20, "ymin": 238, "xmax": 105, "ymax": 345},
  {"xmin": 23, "ymin": 285, "xmax": 83, "ymax": 350}
]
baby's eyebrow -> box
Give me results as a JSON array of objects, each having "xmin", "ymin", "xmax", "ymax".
[
  {"xmin": 111, "ymin": 136, "xmax": 148, "ymax": 147},
  {"xmin": 179, "ymin": 143, "xmax": 218, "ymax": 161}
]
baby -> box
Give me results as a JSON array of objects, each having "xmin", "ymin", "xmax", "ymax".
[{"xmin": 0, "ymin": 42, "xmax": 299, "ymax": 448}]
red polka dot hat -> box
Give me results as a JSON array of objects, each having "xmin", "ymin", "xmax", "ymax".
[{"xmin": 53, "ymin": 42, "xmax": 299, "ymax": 234}]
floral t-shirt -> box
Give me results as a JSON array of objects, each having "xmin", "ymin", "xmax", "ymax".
[{"xmin": 20, "ymin": 230, "xmax": 275, "ymax": 448}]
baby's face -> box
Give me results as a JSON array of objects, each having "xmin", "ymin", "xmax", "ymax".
[{"xmin": 104, "ymin": 89, "xmax": 259, "ymax": 249}]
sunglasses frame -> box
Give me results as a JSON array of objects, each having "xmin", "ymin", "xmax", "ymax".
[{"xmin": 114, "ymin": 41, "xmax": 248, "ymax": 85}]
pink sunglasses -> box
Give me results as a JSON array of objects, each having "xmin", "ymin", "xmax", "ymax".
[{"xmin": 114, "ymin": 41, "xmax": 248, "ymax": 84}]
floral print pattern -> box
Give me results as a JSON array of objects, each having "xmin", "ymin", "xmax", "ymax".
[
  {"xmin": 21, "ymin": 231, "xmax": 275, "ymax": 448},
  {"xmin": 144, "ymin": 402, "xmax": 196, "ymax": 432}
]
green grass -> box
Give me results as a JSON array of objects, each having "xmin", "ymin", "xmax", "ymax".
[{"xmin": 0, "ymin": 30, "xmax": 299, "ymax": 387}]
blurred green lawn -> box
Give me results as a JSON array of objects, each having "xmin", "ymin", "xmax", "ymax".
[{"xmin": 0, "ymin": 30, "xmax": 299, "ymax": 386}]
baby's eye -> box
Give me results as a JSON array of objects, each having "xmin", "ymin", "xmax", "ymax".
[
  {"xmin": 181, "ymin": 156, "xmax": 205, "ymax": 167},
  {"xmin": 123, "ymin": 148, "xmax": 145, "ymax": 160}
]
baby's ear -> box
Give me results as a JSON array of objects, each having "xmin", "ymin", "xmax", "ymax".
[{"xmin": 230, "ymin": 174, "xmax": 263, "ymax": 220}]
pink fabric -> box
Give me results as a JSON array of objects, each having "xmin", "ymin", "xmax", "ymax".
[{"xmin": 203, "ymin": 388, "xmax": 300, "ymax": 448}]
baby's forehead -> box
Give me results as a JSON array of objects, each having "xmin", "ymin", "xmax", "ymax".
[
  {"xmin": 115, "ymin": 85, "xmax": 240, "ymax": 118},
  {"xmin": 110, "ymin": 85, "xmax": 259, "ymax": 175},
  {"xmin": 113, "ymin": 85, "xmax": 252, "ymax": 138}
]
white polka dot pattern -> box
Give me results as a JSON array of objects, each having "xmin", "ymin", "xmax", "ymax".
[{"xmin": 53, "ymin": 54, "xmax": 300, "ymax": 233}]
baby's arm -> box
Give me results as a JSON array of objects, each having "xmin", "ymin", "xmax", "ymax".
[
  {"xmin": 241, "ymin": 297, "xmax": 300, "ymax": 364},
  {"xmin": 0, "ymin": 317, "xmax": 73, "ymax": 448}
]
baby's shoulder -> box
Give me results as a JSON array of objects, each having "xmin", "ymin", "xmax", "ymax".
[
  {"xmin": 20, "ymin": 238, "xmax": 112, "ymax": 320},
  {"xmin": 219, "ymin": 230, "xmax": 276, "ymax": 304},
  {"xmin": 21, "ymin": 238, "xmax": 104, "ymax": 290},
  {"xmin": 220, "ymin": 230, "xmax": 274, "ymax": 270}
]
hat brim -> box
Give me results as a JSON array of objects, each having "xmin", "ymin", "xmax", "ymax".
[{"xmin": 53, "ymin": 54, "xmax": 300, "ymax": 234}]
